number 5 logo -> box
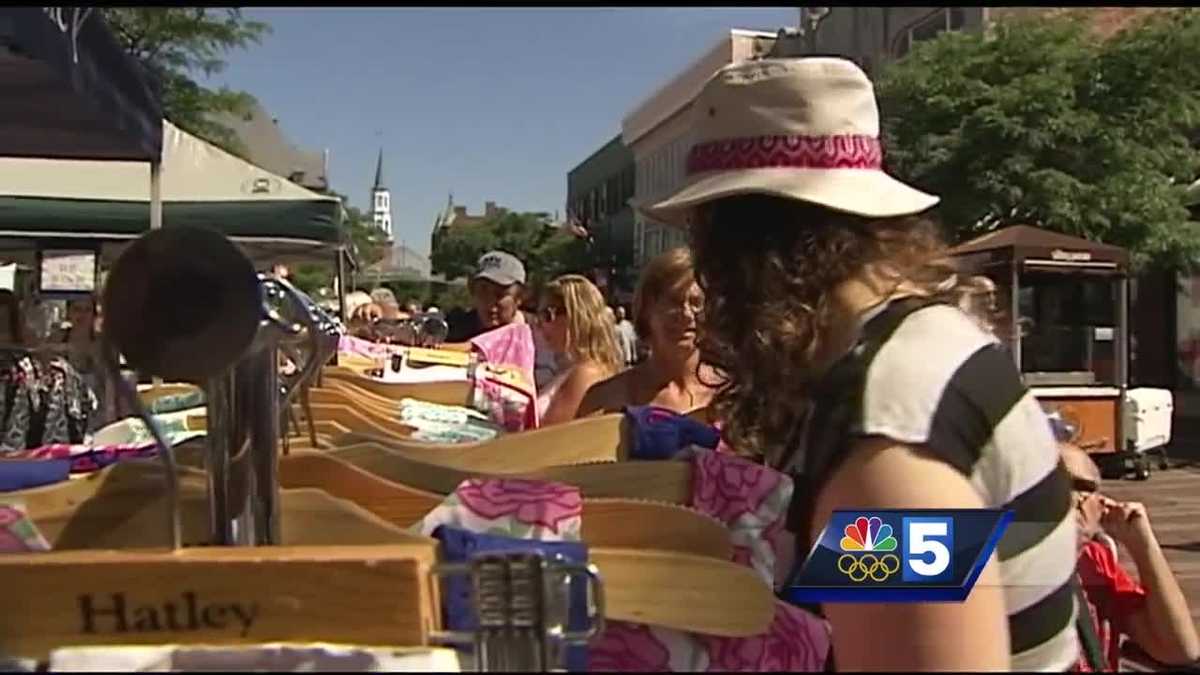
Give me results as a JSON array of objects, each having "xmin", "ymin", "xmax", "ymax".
[{"xmin": 902, "ymin": 517, "xmax": 955, "ymax": 583}]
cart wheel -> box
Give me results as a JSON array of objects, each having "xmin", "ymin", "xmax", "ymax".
[
  {"xmin": 1134, "ymin": 459, "xmax": 1151, "ymax": 481},
  {"xmin": 1158, "ymin": 454, "xmax": 1171, "ymax": 471}
]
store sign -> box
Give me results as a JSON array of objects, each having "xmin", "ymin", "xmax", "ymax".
[
  {"xmin": 40, "ymin": 249, "xmax": 96, "ymax": 294},
  {"xmin": 1050, "ymin": 249, "xmax": 1092, "ymax": 262}
]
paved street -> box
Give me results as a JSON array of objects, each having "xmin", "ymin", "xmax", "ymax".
[
  {"xmin": 1107, "ymin": 467, "xmax": 1200, "ymax": 624},
  {"xmin": 1105, "ymin": 430, "xmax": 1200, "ymax": 627}
]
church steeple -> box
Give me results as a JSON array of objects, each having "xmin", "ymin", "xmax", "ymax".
[{"xmin": 370, "ymin": 148, "xmax": 393, "ymax": 241}]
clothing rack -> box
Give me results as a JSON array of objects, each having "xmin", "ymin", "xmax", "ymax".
[{"xmin": 1, "ymin": 227, "xmax": 611, "ymax": 671}]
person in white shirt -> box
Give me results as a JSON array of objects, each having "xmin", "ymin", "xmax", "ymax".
[{"xmin": 614, "ymin": 305, "xmax": 639, "ymax": 367}]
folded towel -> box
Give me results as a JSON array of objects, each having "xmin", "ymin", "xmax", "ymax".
[{"xmin": 622, "ymin": 405, "xmax": 721, "ymax": 460}]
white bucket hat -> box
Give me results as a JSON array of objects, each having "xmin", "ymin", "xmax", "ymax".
[{"xmin": 642, "ymin": 57, "xmax": 939, "ymax": 227}]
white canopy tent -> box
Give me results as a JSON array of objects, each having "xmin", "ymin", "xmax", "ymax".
[{"xmin": 0, "ymin": 120, "xmax": 343, "ymax": 268}]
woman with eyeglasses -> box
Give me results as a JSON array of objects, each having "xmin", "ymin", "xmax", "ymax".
[
  {"xmin": 578, "ymin": 248, "xmax": 721, "ymax": 418},
  {"xmin": 535, "ymin": 274, "xmax": 623, "ymax": 426}
]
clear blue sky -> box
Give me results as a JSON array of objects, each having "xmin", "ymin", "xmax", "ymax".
[{"xmin": 211, "ymin": 7, "xmax": 798, "ymax": 255}]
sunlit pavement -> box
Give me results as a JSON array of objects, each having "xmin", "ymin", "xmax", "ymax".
[{"xmin": 1103, "ymin": 452, "xmax": 1200, "ymax": 627}]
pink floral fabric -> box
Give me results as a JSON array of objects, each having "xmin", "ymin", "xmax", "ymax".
[
  {"xmin": 588, "ymin": 624, "xmax": 673, "ymax": 672},
  {"xmin": 471, "ymin": 366, "xmax": 538, "ymax": 432},
  {"xmin": 457, "ymin": 479, "xmax": 582, "ymax": 533},
  {"xmin": 415, "ymin": 478, "xmax": 583, "ymax": 542},
  {"xmin": 338, "ymin": 335, "xmax": 396, "ymax": 360},
  {"xmin": 690, "ymin": 450, "xmax": 793, "ymax": 584},
  {"xmin": 469, "ymin": 324, "xmax": 539, "ymax": 431},
  {"xmin": 411, "ymin": 451, "xmax": 829, "ymax": 672},
  {"xmin": 469, "ymin": 323, "xmax": 537, "ymax": 386},
  {"xmin": 15, "ymin": 443, "xmax": 156, "ymax": 474},
  {"xmin": 588, "ymin": 449, "xmax": 830, "ymax": 672},
  {"xmin": 0, "ymin": 503, "xmax": 50, "ymax": 553},
  {"xmin": 704, "ymin": 603, "xmax": 831, "ymax": 672}
]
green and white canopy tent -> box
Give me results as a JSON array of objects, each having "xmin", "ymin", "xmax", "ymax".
[{"xmin": 0, "ymin": 120, "xmax": 343, "ymax": 268}]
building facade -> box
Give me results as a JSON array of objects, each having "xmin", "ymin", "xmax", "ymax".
[
  {"xmin": 567, "ymin": 134, "xmax": 636, "ymax": 299},
  {"xmin": 621, "ymin": 29, "xmax": 777, "ymax": 269},
  {"xmin": 371, "ymin": 149, "xmax": 393, "ymax": 241},
  {"xmin": 803, "ymin": 7, "xmax": 985, "ymax": 74},
  {"xmin": 429, "ymin": 197, "xmax": 509, "ymax": 254},
  {"xmin": 808, "ymin": 7, "xmax": 1159, "ymax": 75}
]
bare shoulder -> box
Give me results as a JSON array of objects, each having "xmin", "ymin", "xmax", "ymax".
[
  {"xmin": 566, "ymin": 360, "xmax": 612, "ymax": 392},
  {"xmin": 578, "ymin": 366, "xmax": 636, "ymax": 417}
]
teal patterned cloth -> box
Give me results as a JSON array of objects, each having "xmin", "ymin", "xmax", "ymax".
[
  {"xmin": 90, "ymin": 408, "xmax": 207, "ymax": 448},
  {"xmin": 397, "ymin": 398, "xmax": 501, "ymax": 444},
  {"xmin": 146, "ymin": 389, "xmax": 206, "ymax": 416}
]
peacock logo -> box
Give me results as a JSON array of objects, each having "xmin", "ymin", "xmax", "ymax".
[{"xmin": 837, "ymin": 516, "xmax": 900, "ymax": 582}]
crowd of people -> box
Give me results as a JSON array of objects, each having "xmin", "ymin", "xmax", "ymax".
[{"xmin": 339, "ymin": 55, "xmax": 1200, "ymax": 672}]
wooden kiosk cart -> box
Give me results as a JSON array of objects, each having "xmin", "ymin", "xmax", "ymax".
[{"xmin": 950, "ymin": 225, "xmax": 1174, "ymax": 479}]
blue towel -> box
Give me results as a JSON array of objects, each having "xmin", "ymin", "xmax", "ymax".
[
  {"xmin": 0, "ymin": 459, "xmax": 71, "ymax": 491},
  {"xmin": 434, "ymin": 525, "xmax": 591, "ymax": 671},
  {"xmin": 623, "ymin": 405, "xmax": 721, "ymax": 460}
]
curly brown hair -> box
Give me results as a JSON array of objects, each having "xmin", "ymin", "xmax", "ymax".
[{"xmin": 690, "ymin": 195, "xmax": 982, "ymax": 466}]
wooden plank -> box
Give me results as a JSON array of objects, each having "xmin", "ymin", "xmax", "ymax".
[{"xmin": 0, "ymin": 545, "xmax": 440, "ymax": 660}]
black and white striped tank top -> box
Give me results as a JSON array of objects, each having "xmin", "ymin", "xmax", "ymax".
[{"xmin": 784, "ymin": 297, "xmax": 1079, "ymax": 671}]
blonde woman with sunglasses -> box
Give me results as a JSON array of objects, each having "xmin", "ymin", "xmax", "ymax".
[{"xmin": 535, "ymin": 275, "xmax": 623, "ymax": 426}]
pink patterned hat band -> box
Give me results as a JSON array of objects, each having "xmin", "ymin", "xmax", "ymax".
[{"xmin": 686, "ymin": 134, "xmax": 884, "ymax": 176}]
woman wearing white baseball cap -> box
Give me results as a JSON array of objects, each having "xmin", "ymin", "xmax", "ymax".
[{"xmin": 649, "ymin": 58, "xmax": 1077, "ymax": 671}]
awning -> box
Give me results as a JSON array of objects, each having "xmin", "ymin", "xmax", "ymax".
[
  {"xmin": 0, "ymin": 120, "xmax": 342, "ymax": 253},
  {"xmin": 949, "ymin": 225, "xmax": 1129, "ymax": 274},
  {"xmin": 0, "ymin": 8, "xmax": 162, "ymax": 162}
]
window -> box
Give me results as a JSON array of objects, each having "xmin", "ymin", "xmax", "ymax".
[
  {"xmin": 899, "ymin": 8, "xmax": 966, "ymax": 58},
  {"xmin": 1018, "ymin": 273, "xmax": 1118, "ymax": 383},
  {"xmin": 910, "ymin": 13, "xmax": 946, "ymax": 44},
  {"xmin": 949, "ymin": 7, "xmax": 966, "ymax": 30}
]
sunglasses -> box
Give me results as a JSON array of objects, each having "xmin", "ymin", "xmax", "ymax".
[
  {"xmin": 1071, "ymin": 477, "xmax": 1100, "ymax": 494},
  {"xmin": 539, "ymin": 306, "xmax": 561, "ymax": 323}
]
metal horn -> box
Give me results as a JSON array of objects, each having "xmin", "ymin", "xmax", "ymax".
[
  {"xmin": 103, "ymin": 226, "xmax": 262, "ymax": 382},
  {"xmin": 103, "ymin": 225, "xmax": 331, "ymax": 547}
]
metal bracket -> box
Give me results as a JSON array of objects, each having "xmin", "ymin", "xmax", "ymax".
[{"xmin": 431, "ymin": 551, "xmax": 605, "ymax": 672}]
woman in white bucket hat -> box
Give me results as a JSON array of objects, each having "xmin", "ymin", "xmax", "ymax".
[{"xmin": 649, "ymin": 58, "xmax": 1078, "ymax": 671}]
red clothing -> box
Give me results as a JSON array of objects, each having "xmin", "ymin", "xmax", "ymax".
[{"xmin": 1075, "ymin": 539, "xmax": 1148, "ymax": 672}]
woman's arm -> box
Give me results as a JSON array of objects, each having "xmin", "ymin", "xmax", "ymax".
[
  {"xmin": 813, "ymin": 436, "xmax": 1011, "ymax": 672},
  {"xmin": 542, "ymin": 362, "xmax": 609, "ymax": 426},
  {"xmin": 1104, "ymin": 499, "xmax": 1200, "ymax": 665}
]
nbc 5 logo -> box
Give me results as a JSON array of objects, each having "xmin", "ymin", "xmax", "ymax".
[{"xmin": 901, "ymin": 516, "xmax": 955, "ymax": 583}]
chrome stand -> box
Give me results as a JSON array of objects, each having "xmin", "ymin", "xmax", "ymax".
[{"xmin": 432, "ymin": 551, "xmax": 605, "ymax": 672}]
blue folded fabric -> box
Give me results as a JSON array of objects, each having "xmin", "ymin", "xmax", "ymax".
[
  {"xmin": 0, "ymin": 459, "xmax": 71, "ymax": 491},
  {"xmin": 434, "ymin": 526, "xmax": 591, "ymax": 672},
  {"xmin": 623, "ymin": 405, "xmax": 721, "ymax": 460}
]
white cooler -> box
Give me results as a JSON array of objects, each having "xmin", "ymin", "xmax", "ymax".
[{"xmin": 1123, "ymin": 387, "xmax": 1174, "ymax": 453}]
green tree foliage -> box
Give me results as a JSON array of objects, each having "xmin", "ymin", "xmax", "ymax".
[
  {"xmin": 289, "ymin": 192, "xmax": 389, "ymax": 296},
  {"xmin": 103, "ymin": 8, "xmax": 270, "ymax": 157},
  {"xmin": 430, "ymin": 212, "xmax": 591, "ymax": 292},
  {"xmin": 876, "ymin": 9, "xmax": 1200, "ymax": 268}
]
